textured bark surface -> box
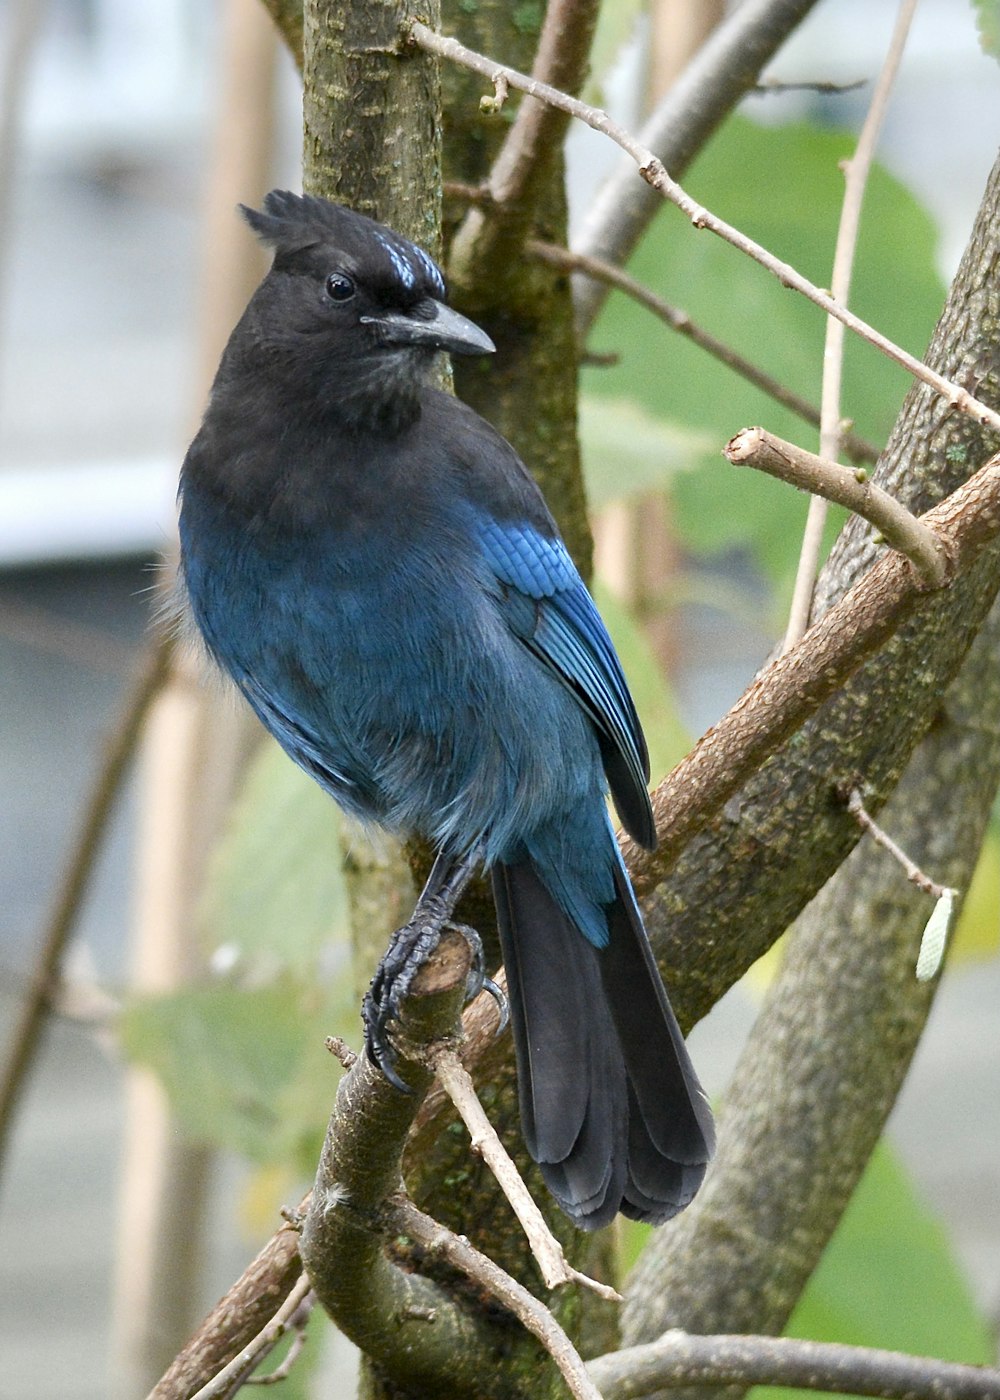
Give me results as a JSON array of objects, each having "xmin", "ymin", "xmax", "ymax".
[{"xmin": 302, "ymin": 0, "xmax": 442, "ymax": 250}]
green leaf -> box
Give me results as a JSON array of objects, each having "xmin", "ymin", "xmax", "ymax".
[
  {"xmin": 971, "ymin": 0, "xmax": 1000, "ymax": 62},
  {"xmin": 199, "ymin": 740, "xmax": 350, "ymax": 975},
  {"xmin": 579, "ymin": 394, "xmax": 714, "ymax": 506},
  {"xmin": 582, "ymin": 116, "xmax": 944, "ymax": 589}
]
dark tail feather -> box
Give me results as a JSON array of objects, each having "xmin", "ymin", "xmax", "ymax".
[{"xmin": 492, "ymin": 857, "xmax": 713, "ymax": 1230}]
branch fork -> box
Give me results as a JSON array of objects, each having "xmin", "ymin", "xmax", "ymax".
[{"xmin": 725, "ymin": 427, "xmax": 950, "ymax": 588}]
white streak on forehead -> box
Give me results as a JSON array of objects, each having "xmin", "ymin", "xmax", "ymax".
[{"xmin": 373, "ymin": 231, "xmax": 446, "ymax": 298}]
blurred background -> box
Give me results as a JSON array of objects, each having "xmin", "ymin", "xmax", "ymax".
[{"xmin": 1, "ymin": 1, "xmax": 998, "ymax": 1396}]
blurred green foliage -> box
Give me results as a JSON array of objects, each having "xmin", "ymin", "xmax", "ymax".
[{"xmin": 582, "ymin": 115, "xmax": 945, "ymax": 598}]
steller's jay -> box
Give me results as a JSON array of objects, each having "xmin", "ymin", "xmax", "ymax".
[{"xmin": 177, "ymin": 190, "xmax": 714, "ymax": 1230}]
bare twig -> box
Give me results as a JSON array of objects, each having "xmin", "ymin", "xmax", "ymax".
[
  {"xmin": 573, "ymin": 0, "xmax": 824, "ymax": 334},
  {"xmin": 624, "ymin": 449, "xmax": 1000, "ymax": 889},
  {"xmin": 448, "ymin": 0, "xmax": 600, "ymax": 285},
  {"xmin": 751, "ymin": 76, "xmax": 868, "ymax": 95},
  {"xmin": 784, "ymin": 0, "xmax": 918, "ymax": 649},
  {"xmin": 187, "ymin": 1275, "xmax": 314, "ymax": 1400},
  {"xmin": 387, "ymin": 1196, "xmax": 604, "ymax": 1400},
  {"xmin": 0, "ymin": 633, "xmax": 174, "ymax": 1185},
  {"xmin": 587, "ymin": 1328, "xmax": 1000, "ymax": 1400},
  {"xmin": 846, "ymin": 788, "xmax": 952, "ymax": 901},
  {"xmin": 527, "ymin": 239, "xmax": 880, "ymax": 467},
  {"xmin": 725, "ymin": 428, "xmax": 947, "ymax": 587},
  {"xmin": 432, "ymin": 1048, "xmax": 621, "ymax": 1302},
  {"xmin": 409, "ymin": 20, "xmax": 1000, "ymax": 438}
]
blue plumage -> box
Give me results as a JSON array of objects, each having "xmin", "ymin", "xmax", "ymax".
[{"xmin": 178, "ymin": 192, "xmax": 713, "ymax": 1229}]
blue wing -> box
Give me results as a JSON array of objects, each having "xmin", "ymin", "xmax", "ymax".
[{"xmin": 477, "ymin": 518, "xmax": 656, "ymax": 850}]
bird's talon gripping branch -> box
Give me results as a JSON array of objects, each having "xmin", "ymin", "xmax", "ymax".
[{"xmin": 363, "ymin": 913, "xmax": 451, "ymax": 1092}]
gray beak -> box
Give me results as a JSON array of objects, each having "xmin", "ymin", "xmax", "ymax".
[{"xmin": 363, "ymin": 299, "xmax": 496, "ymax": 357}]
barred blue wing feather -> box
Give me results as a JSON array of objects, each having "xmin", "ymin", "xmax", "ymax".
[{"xmin": 477, "ymin": 519, "xmax": 656, "ymax": 850}]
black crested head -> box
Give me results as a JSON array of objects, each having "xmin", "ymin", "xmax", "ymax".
[
  {"xmin": 228, "ymin": 191, "xmax": 494, "ymax": 434},
  {"xmin": 241, "ymin": 191, "xmax": 448, "ymax": 304}
]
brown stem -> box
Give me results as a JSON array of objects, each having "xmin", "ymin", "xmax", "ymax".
[
  {"xmin": 589, "ymin": 1332, "xmax": 1000, "ymax": 1400},
  {"xmin": 0, "ymin": 634, "xmax": 174, "ymax": 1186},
  {"xmin": 725, "ymin": 427, "xmax": 946, "ymax": 587}
]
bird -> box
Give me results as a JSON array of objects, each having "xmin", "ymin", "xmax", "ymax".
[{"xmin": 176, "ymin": 189, "xmax": 714, "ymax": 1230}]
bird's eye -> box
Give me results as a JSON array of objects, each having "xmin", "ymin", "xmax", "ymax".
[{"xmin": 325, "ymin": 273, "xmax": 355, "ymax": 302}]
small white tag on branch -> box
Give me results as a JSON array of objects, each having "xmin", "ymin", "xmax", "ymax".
[{"xmin": 915, "ymin": 887, "xmax": 957, "ymax": 982}]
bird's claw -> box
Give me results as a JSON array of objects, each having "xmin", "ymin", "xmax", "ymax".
[
  {"xmin": 363, "ymin": 906, "xmax": 500, "ymax": 1091},
  {"xmin": 449, "ymin": 920, "xmax": 509, "ymax": 1035}
]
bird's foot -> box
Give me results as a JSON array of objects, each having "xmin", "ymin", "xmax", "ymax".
[
  {"xmin": 363, "ymin": 895, "xmax": 453, "ymax": 1091},
  {"xmin": 363, "ymin": 849, "xmax": 499, "ymax": 1090},
  {"xmin": 363, "ymin": 914, "xmax": 508, "ymax": 1091}
]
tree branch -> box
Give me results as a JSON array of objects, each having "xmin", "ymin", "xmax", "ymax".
[
  {"xmin": 618, "ymin": 152, "xmax": 1000, "ymax": 1367},
  {"xmin": 572, "ymin": 0, "xmax": 824, "ymax": 335},
  {"xmin": 297, "ymin": 929, "xmax": 519, "ymax": 1396},
  {"xmin": 725, "ymin": 427, "xmax": 946, "ymax": 587},
  {"xmin": 409, "ymin": 20, "xmax": 1000, "ymax": 438},
  {"xmin": 588, "ymin": 1331, "xmax": 1000, "ymax": 1400},
  {"xmin": 187, "ymin": 1274, "xmax": 314, "ymax": 1400},
  {"xmin": 526, "ymin": 239, "xmax": 879, "ymax": 467},
  {"xmin": 387, "ymin": 1196, "xmax": 604, "ymax": 1400},
  {"xmin": 447, "ymin": 0, "xmax": 600, "ymax": 289},
  {"xmin": 147, "ymin": 1214, "xmax": 304, "ymax": 1399},
  {"xmin": 431, "ymin": 1047, "xmax": 620, "ymax": 1302},
  {"xmin": 626, "ymin": 447, "xmax": 1000, "ymax": 886}
]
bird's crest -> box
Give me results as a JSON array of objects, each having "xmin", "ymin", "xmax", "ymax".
[{"xmin": 240, "ymin": 190, "xmax": 447, "ymax": 300}]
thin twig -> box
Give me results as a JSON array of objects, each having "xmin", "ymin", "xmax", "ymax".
[
  {"xmin": 587, "ymin": 1328, "xmax": 1000, "ymax": 1400},
  {"xmin": 527, "ymin": 239, "xmax": 880, "ymax": 467},
  {"xmin": 573, "ymin": 0, "xmax": 824, "ymax": 334},
  {"xmin": 845, "ymin": 788, "xmax": 951, "ymax": 900},
  {"xmin": 187, "ymin": 1275, "xmax": 314, "ymax": 1400},
  {"xmin": 751, "ymin": 76, "xmax": 868, "ymax": 95},
  {"xmin": 844, "ymin": 789, "xmax": 958, "ymax": 986},
  {"xmin": 246, "ymin": 1315, "xmax": 309, "ymax": 1384},
  {"xmin": 784, "ymin": 0, "xmax": 918, "ymax": 650},
  {"xmin": 447, "ymin": 0, "xmax": 600, "ymax": 283},
  {"xmin": 725, "ymin": 427, "xmax": 946, "ymax": 587},
  {"xmin": 432, "ymin": 1048, "xmax": 621, "ymax": 1302},
  {"xmin": 387, "ymin": 1196, "xmax": 604, "ymax": 1400},
  {"xmin": 409, "ymin": 20, "xmax": 1000, "ymax": 438},
  {"xmin": 0, "ymin": 632, "xmax": 174, "ymax": 1185}
]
